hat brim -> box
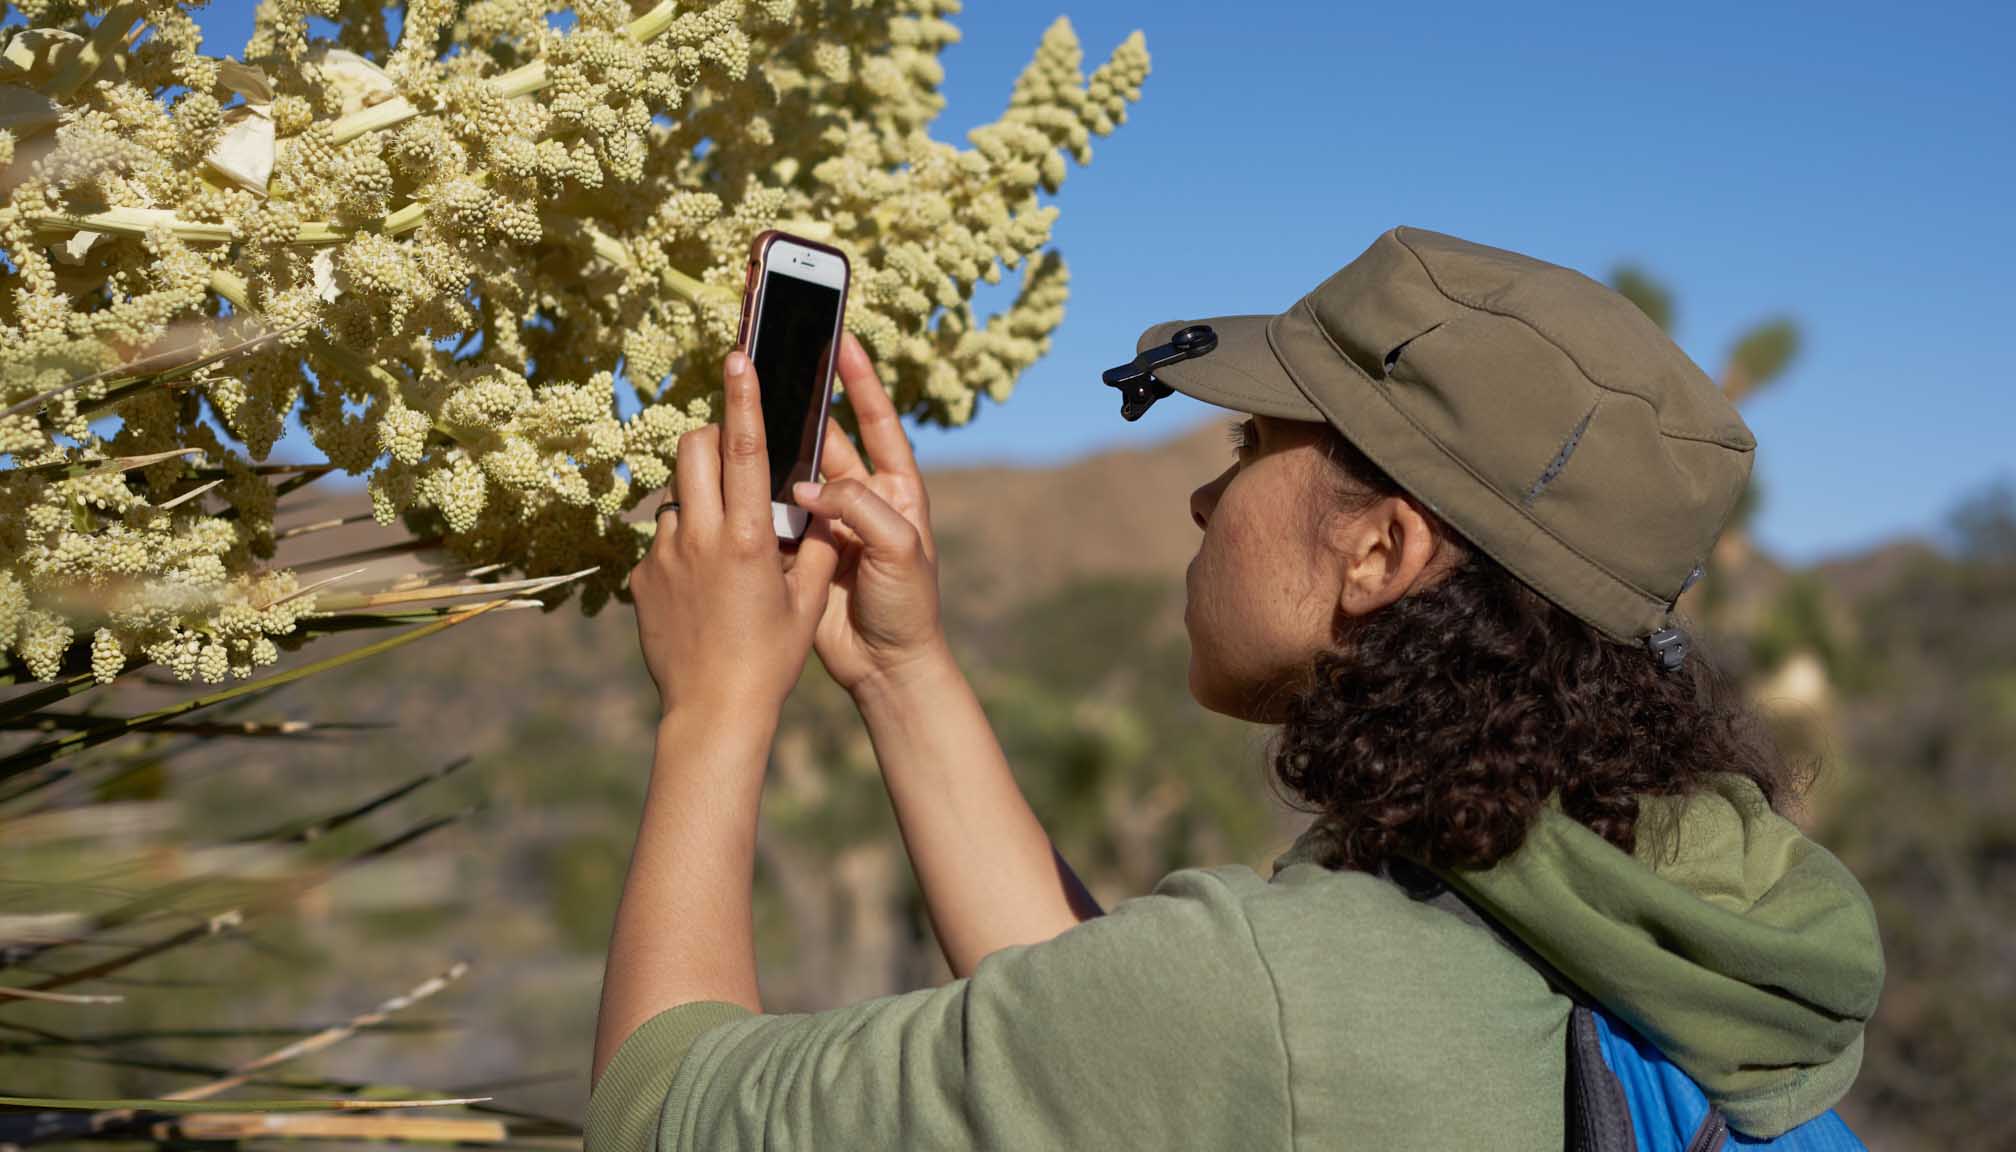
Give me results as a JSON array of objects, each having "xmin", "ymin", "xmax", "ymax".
[{"xmin": 1134, "ymin": 315, "xmax": 1326, "ymax": 423}]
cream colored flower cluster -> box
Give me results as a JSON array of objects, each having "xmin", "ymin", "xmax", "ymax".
[{"xmin": 0, "ymin": 1, "xmax": 1147, "ymax": 682}]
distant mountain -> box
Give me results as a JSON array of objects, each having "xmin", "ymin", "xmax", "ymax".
[{"xmin": 921, "ymin": 418, "xmax": 1230, "ymax": 622}]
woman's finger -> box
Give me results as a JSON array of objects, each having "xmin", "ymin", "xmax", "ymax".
[
  {"xmin": 674, "ymin": 422, "xmax": 722, "ymax": 539},
  {"xmin": 816, "ymin": 415, "xmax": 869, "ymax": 484},
  {"xmin": 792, "ymin": 477, "xmax": 922, "ymax": 562},
  {"xmin": 814, "ymin": 419, "xmax": 931, "ymax": 566},
  {"xmin": 718, "ymin": 350, "xmax": 772, "ymax": 544},
  {"xmin": 812, "ymin": 419, "xmax": 874, "ymax": 554},
  {"xmin": 835, "ymin": 331, "xmax": 919, "ymax": 481},
  {"xmin": 784, "ymin": 515, "xmax": 840, "ymax": 624}
]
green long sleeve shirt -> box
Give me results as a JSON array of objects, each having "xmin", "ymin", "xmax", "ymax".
[{"xmin": 584, "ymin": 775, "xmax": 1881, "ymax": 1151}]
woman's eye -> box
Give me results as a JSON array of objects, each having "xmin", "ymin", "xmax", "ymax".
[{"xmin": 1224, "ymin": 419, "xmax": 1254, "ymax": 456}]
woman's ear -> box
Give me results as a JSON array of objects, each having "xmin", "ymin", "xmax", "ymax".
[{"xmin": 1333, "ymin": 495, "xmax": 1441, "ymax": 620}]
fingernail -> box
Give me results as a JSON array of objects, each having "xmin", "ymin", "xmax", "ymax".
[
  {"xmin": 726, "ymin": 350, "xmax": 748, "ymax": 377},
  {"xmin": 792, "ymin": 481, "xmax": 821, "ymax": 502}
]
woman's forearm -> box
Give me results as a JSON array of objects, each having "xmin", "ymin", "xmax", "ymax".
[
  {"xmin": 590, "ymin": 709, "xmax": 771, "ymax": 1089},
  {"xmin": 850, "ymin": 638, "xmax": 1104, "ymax": 979}
]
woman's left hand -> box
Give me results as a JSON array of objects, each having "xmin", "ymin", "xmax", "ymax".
[{"xmin": 629, "ymin": 349, "xmax": 840, "ymax": 722}]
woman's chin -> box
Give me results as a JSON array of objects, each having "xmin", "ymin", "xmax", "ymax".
[
  {"xmin": 1188, "ymin": 656, "xmax": 1292, "ymax": 724},
  {"xmin": 1185, "ymin": 653, "xmax": 1234, "ymax": 718},
  {"xmin": 1185, "ymin": 649, "xmax": 1210, "ymax": 710}
]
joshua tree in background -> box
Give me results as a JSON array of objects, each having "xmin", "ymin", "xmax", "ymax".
[{"xmin": 1610, "ymin": 264, "xmax": 1851, "ymax": 822}]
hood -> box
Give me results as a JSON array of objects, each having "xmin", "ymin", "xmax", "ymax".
[{"xmin": 1271, "ymin": 774, "xmax": 1884, "ymax": 1139}]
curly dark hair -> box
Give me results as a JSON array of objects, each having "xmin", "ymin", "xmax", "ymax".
[{"xmin": 1266, "ymin": 425, "xmax": 1799, "ymax": 873}]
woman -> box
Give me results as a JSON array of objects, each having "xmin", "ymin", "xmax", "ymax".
[{"xmin": 586, "ymin": 227, "xmax": 1883, "ymax": 1151}]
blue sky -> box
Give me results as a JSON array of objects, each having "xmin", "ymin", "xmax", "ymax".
[{"xmin": 170, "ymin": 0, "xmax": 2013, "ymax": 563}]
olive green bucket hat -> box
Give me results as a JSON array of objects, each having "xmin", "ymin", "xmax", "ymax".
[{"xmin": 1104, "ymin": 225, "xmax": 1756, "ymax": 666}]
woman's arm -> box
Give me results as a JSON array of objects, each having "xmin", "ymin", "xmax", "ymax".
[
  {"xmin": 586, "ymin": 866, "xmax": 1285, "ymax": 1152},
  {"xmin": 850, "ymin": 637, "xmax": 1104, "ymax": 980},
  {"xmin": 590, "ymin": 708, "xmax": 773, "ymax": 1088}
]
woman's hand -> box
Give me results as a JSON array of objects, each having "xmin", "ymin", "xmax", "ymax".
[
  {"xmin": 629, "ymin": 349, "xmax": 840, "ymax": 721},
  {"xmin": 788, "ymin": 331, "xmax": 948, "ymax": 698}
]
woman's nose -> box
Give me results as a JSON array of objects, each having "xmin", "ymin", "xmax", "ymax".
[{"xmin": 1190, "ymin": 466, "xmax": 1232, "ymax": 532}]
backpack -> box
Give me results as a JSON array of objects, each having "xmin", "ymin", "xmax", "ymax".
[{"xmin": 1386, "ymin": 859, "xmax": 1869, "ymax": 1152}]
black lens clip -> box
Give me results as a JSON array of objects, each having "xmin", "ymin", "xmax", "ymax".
[
  {"xmin": 1102, "ymin": 324, "xmax": 1219, "ymax": 421},
  {"xmin": 1646, "ymin": 625, "xmax": 1689, "ymax": 672}
]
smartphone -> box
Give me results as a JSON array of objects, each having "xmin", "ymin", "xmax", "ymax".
[{"xmin": 736, "ymin": 229, "xmax": 851, "ymax": 544}]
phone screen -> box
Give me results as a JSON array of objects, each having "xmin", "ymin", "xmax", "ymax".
[{"xmin": 750, "ymin": 267, "xmax": 842, "ymax": 500}]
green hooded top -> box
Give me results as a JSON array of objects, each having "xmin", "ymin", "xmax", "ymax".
[{"xmin": 584, "ymin": 774, "xmax": 1883, "ymax": 1151}]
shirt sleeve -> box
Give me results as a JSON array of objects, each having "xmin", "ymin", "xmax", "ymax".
[{"xmin": 582, "ymin": 864, "xmax": 1291, "ymax": 1152}]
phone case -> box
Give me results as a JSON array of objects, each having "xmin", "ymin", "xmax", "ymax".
[{"xmin": 738, "ymin": 229, "xmax": 852, "ymax": 544}]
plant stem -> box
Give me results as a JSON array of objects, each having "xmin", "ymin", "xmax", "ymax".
[
  {"xmin": 327, "ymin": 0, "xmax": 683, "ymax": 144},
  {"xmin": 46, "ymin": 1, "xmax": 147, "ymax": 99}
]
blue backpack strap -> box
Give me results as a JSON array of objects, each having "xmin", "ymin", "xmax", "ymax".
[{"xmin": 1386, "ymin": 858, "xmax": 1715, "ymax": 1152}]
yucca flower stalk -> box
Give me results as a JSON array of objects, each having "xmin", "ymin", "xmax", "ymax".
[{"xmin": 1, "ymin": 0, "xmax": 1149, "ymax": 685}]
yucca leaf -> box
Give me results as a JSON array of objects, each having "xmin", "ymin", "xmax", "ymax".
[
  {"xmin": 211, "ymin": 470, "xmax": 338, "ymax": 524},
  {"xmin": 273, "ymin": 513, "xmax": 375, "ymax": 541},
  {"xmin": 4, "ymin": 1018, "xmax": 575, "ymax": 1134},
  {"xmin": 6, "ymin": 800, "xmax": 477, "ymax": 979},
  {"xmin": 151, "ymin": 477, "xmax": 224, "ymax": 511},
  {"xmin": 165, "ymin": 1112, "xmax": 509, "ymax": 1142},
  {"xmin": 231, "ymin": 755, "xmax": 472, "ymax": 845},
  {"xmin": 6, "ymin": 1019, "xmax": 451, "ymax": 1052},
  {"xmin": 309, "ymin": 567, "xmax": 596, "ymax": 613},
  {"xmin": 286, "ymin": 535, "xmax": 447, "ymax": 573},
  {"xmin": 0, "ymin": 600, "xmax": 511, "ymax": 784},
  {"xmin": 0, "ymin": 713, "xmax": 385, "ymax": 738},
  {"xmin": 0, "ymin": 448, "xmax": 204, "ymax": 482},
  {"xmin": 7, "ymin": 314, "xmax": 308, "ymax": 424},
  {"xmin": 0, "ymin": 1094, "xmax": 489, "ymax": 1112},
  {"xmin": 0, "ymin": 698, "xmax": 237, "ymax": 812},
  {"xmin": 0, "ymin": 672, "xmax": 108, "ymax": 725},
  {"xmin": 0, "ymin": 985, "xmax": 124, "ymax": 1004},
  {"xmin": 21, "ymin": 908, "xmax": 244, "ymax": 995},
  {"xmin": 121, "ymin": 962, "xmax": 475, "ymax": 1108},
  {"xmin": 291, "ymin": 599, "xmax": 549, "ymax": 636},
  {"xmin": 193, "ymin": 461, "xmax": 340, "ymax": 479}
]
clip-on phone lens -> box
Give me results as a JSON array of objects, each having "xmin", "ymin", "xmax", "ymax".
[{"xmin": 1101, "ymin": 323, "xmax": 1219, "ymax": 421}]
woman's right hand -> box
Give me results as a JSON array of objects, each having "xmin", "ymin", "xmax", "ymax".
[{"xmin": 788, "ymin": 331, "xmax": 948, "ymax": 699}]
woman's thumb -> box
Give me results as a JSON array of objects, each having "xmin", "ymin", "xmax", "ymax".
[{"xmin": 792, "ymin": 480, "xmax": 920, "ymax": 559}]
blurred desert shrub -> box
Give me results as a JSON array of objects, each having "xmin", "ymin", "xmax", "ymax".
[{"xmin": 1820, "ymin": 480, "xmax": 2016, "ymax": 1148}]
